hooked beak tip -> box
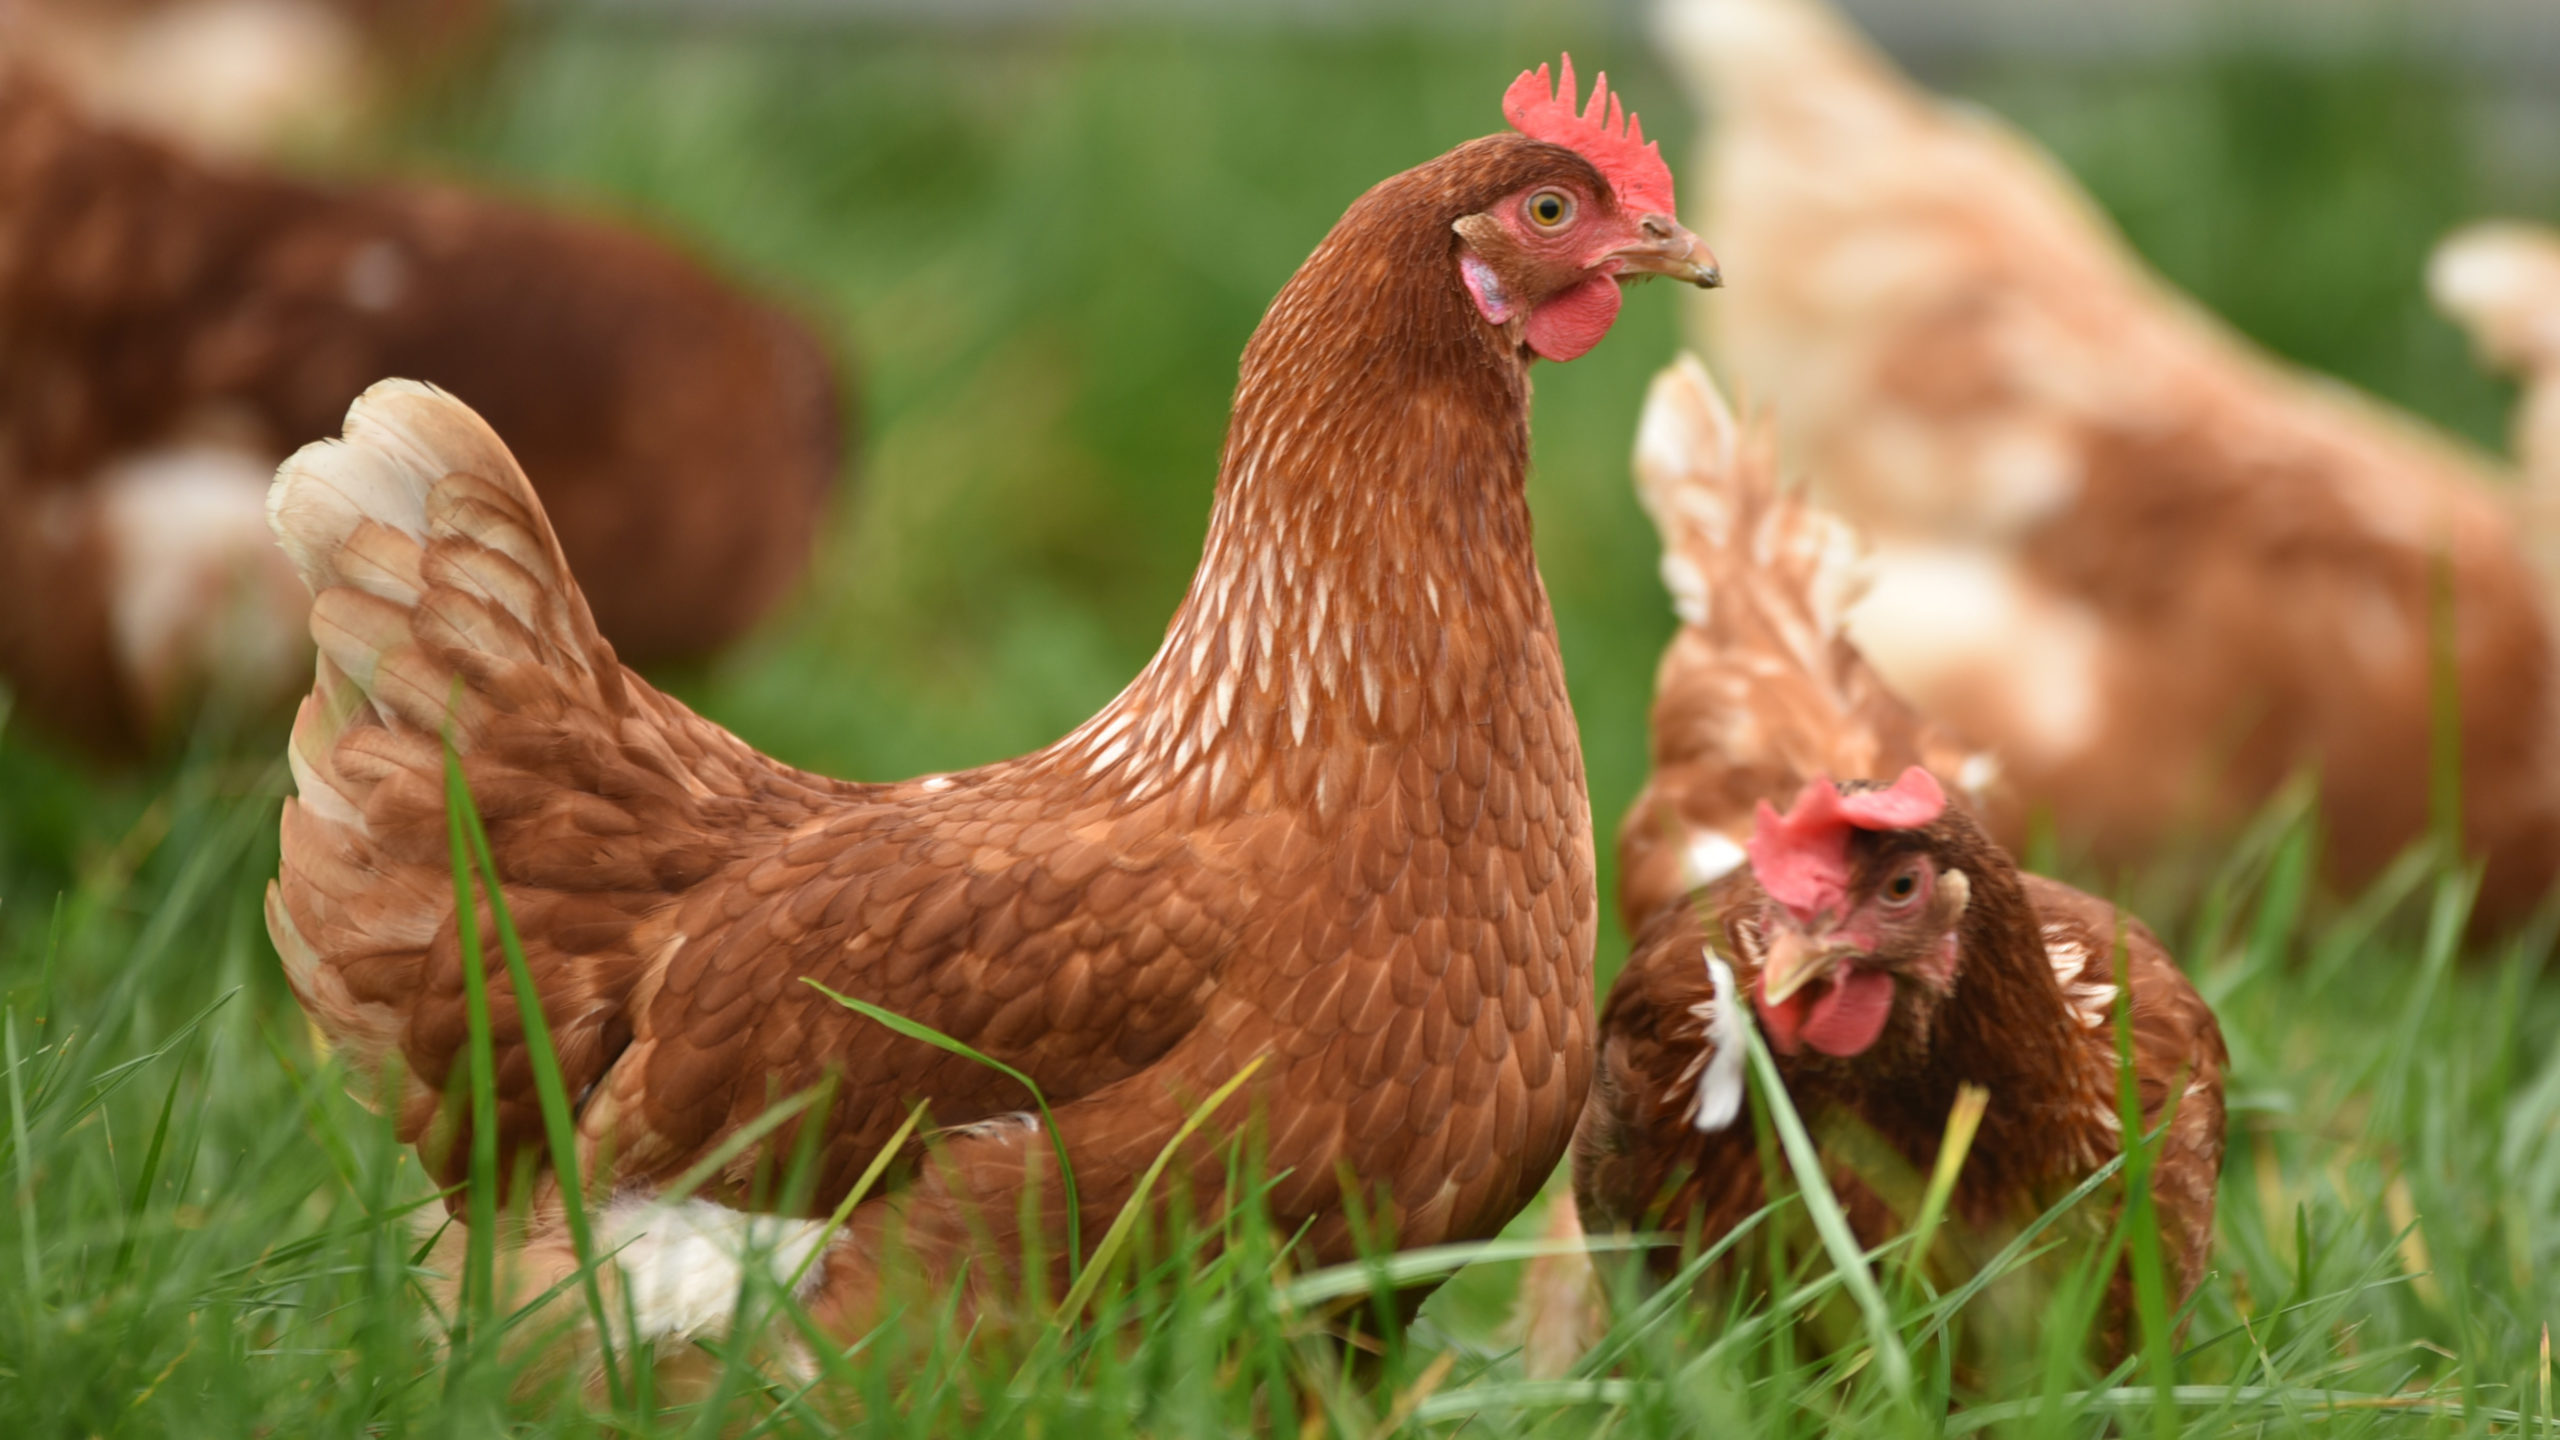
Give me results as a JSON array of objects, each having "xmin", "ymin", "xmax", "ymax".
[{"xmin": 1617, "ymin": 215, "xmax": 1723, "ymax": 290}]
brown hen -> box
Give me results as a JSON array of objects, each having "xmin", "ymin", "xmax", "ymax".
[
  {"xmin": 1659, "ymin": 0, "xmax": 2560, "ymax": 925},
  {"xmin": 266, "ymin": 59, "xmax": 1719, "ymax": 1346},
  {"xmin": 0, "ymin": 72, "xmax": 843, "ymax": 757},
  {"xmin": 1564, "ymin": 357, "xmax": 2226, "ymax": 1369}
]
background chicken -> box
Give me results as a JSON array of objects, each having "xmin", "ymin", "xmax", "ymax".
[
  {"xmin": 1658, "ymin": 0, "xmax": 2560, "ymax": 925},
  {"xmin": 0, "ymin": 73, "xmax": 845, "ymax": 758},
  {"xmin": 1571, "ymin": 356, "xmax": 2227, "ymax": 1369},
  {"xmin": 2432, "ymin": 221, "xmax": 2560, "ymax": 580},
  {"xmin": 266, "ymin": 60, "xmax": 1715, "ymax": 1343},
  {"xmin": 1616, "ymin": 352, "xmax": 2005, "ymax": 931}
]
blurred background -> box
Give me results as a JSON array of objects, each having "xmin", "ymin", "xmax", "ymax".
[{"xmin": 2, "ymin": 0, "xmax": 2556, "ymax": 982}]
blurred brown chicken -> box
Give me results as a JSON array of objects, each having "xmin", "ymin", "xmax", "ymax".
[
  {"xmin": 1659, "ymin": 0, "xmax": 2560, "ymax": 924},
  {"xmin": 2433, "ymin": 221, "xmax": 2560, "ymax": 579},
  {"xmin": 0, "ymin": 72, "xmax": 845, "ymax": 758},
  {"xmin": 1558, "ymin": 356, "xmax": 2226, "ymax": 1370}
]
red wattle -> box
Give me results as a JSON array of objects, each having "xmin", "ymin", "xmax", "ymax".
[
  {"xmin": 1800, "ymin": 966, "xmax": 1894, "ymax": 1057},
  {"xmin": 1524, "ymin": 275, "xmax": 1621, "ymax": 361}
]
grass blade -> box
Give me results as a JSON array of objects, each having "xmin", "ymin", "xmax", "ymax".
[
  {"xmin": 785, "ymin": 1100, "xmax": 928, "ymax": 1297},
  {"xmin": 1052, "ymin": 1052, "xmax": 1265, "ymax": 1324},
  {"xmin": 445, "ymin": 740, "xmax": 626, "ymax": 1404},
  {"xmin": 1900, "ymin": 1081, "xmax": 1987, "ymax": 1290},
  {"xmin": 1741, "ymin": 1022, "xmax": 1912, "ymax": 1397},
  {"xmin": 804, "ymin": 978, "xmax": 1082, "ymax": 1274},
  {"xmin": 443, "ymin": 753, "xmax": 503, "ymax": 1361}
]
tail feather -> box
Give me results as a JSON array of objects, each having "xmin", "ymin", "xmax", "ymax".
[
  {"xmin": 1635, "ymin": 353, "xmax": 1866, "ymax": 669},
  {"xmin": 270, "ymin": 381, "xmax": 619, "ymax": 749},
  {"xmin": 264, "ymin": 381, "xmax": 694, "ymax": 1171},
  {"xmin": 1617, "ymin": 356, "xmax": 2002, "ymax": 929},
  {"xmin": 2432, "ymin": 222, "xmax": 2560, "ymax": 493}
]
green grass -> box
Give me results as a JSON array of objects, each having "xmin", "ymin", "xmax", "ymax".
[{"xmin": 5, "ymin": 7, "xmax": 2560, "ymax": 1434}]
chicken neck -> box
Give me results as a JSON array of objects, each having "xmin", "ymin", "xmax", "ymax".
[{"xmin": 1050, "ymin": 145, "xmax": 1561, "ymax": 824}]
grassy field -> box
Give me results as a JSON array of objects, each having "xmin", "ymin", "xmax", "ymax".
[{"xmin": 4, "ymin": 5, "xmax": 2559, "ymax": 1434}]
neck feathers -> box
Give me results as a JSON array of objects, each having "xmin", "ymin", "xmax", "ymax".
[
  {"xmin": 1929, "ymin": 858, "xmax": 2125, "ymax": 1174},
  {"xmin": 1054, "ymin": 159, "xmax": 1553, "ymax": 820}
]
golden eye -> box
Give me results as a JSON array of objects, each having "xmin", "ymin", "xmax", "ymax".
[
  {"xmin": 1884, "ymin": 871, "xmax": 1921, "ymax": 904},
  {"xmin": 1526, "ymin": 190, "xmax": 1574, "ymax": 228}
]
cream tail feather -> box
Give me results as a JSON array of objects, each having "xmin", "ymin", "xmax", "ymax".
[{"xmin": 263, "ymin": 381, "xmax": 805, "ymax": 1351}]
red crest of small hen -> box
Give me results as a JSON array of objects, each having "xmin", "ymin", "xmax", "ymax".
[{"xmin": 264, "ymin": 59, "xmax": 1719, "ymax": 1353}]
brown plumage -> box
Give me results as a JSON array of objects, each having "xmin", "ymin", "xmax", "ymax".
[
  {"xmin": 1616, "ymin": 354, "xmax": 2007, "ymax": 933},
  {"xmin": 0, "ymin": 72, "xmax": 843, "ymax": 757},
  {"xmin": 1567, "ymin": 357, "xmax": 2227, "ymax": 1367},
  {"xmin": 1660, "ymin": 0, "xmax": 2560, "ymax": 925},
  {"xmin": 266, "ymin": 64, "xmax": 1720, "ymax": 1347}
]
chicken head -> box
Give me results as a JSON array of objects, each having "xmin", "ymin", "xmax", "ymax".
[{"xmin": 1454, "ymin": 56, "xmax": 1719, "ymax": 362}]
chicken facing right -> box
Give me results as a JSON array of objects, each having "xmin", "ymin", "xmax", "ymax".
[{"xmin": 1661, "ymin": 0, "xmax": 2560, "ymax": 927}]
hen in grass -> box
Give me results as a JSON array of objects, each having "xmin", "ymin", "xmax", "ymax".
[
  {"xmin": 0, "ymin": 71, "xmax": 842, "ymax": 758},
  {"xmin": 1659, "ymin": 0, "xmax": 2560, "ymax": 927},
  {"xmin": 1569, "ymin": 358, "xmax": 2226, "ymax": 1366},
  {"xmin": 265, "ymin": 58, "xmax": 1717, "ymax": 1345}
]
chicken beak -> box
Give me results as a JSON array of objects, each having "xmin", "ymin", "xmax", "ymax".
[
  {"xmin": 1758, "ymin": 925, "xmax": 1846, "ymax": 1008},
  {"xmin": 1611, "ymin": 215, "xmax": 1722, "ymax": 289}
]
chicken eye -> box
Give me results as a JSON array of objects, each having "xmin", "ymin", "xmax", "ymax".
[
  {"xmin": 1883, "ymin": 870, "xmax": 1922, "ymax": 905},
  {"xmin": 1526, "ymin": 190, "xmax": 1574, "ymax": 229}
]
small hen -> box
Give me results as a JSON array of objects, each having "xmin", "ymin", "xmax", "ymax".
[
  {"xmin": 266, "ymin": 59, "xmax": 1719, "ymax": 1345},
  {"xmin": 1570, "ymin": 357, "xmax": 2227, "ymax": 1364},
  {"xmin": 1659, "ymin": 0, "xmax": 2560, "ymax": 924},
  {"xmin": 0, "ymin": 73, "xmax": 843, "ymax": 757}
]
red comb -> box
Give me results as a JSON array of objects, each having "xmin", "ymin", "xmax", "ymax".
[
  {"xmin": 1502, "ymin": 54, "xmax": 1676, "ymax": 218},
  {"xmin": 1746, "ymin": 768, "xmax": 1948, "ymax": 925}
]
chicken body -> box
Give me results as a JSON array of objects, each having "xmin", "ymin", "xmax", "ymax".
[
  {"xmin": 1660, "ymin": 0, "xmax": 2560, "ymax": 922},
  {"xmin": 0, "ymin": 74, "xmax": 842, "ymax": 756},
  {"xmin": 1567, "ymin": 356, "xmax": 2226, "ymax": 1366},
  {"xmin": 269, "ymin": 112, "xmax": 1716, "ymax": 1342}
]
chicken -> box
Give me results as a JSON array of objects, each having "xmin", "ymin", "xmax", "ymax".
[
  {"xmin": 1657, "ymin": 0, "xmax": 2560, "ymax": 924},
  {"xmin": 0, "ymin": 73, "xmax": 844, "ymax": 758},
  {"xmin": 1616, "ymin": 352, "xmax": 2005, "ymax": 932},
  {"xmin": 265, "ymin": 58, "xmax": 1719, "ymax": 1344},
  {"xmin": 2432, "ymin": 221, "xmax": 2560, "ymax": 579},
  {"xmin": 1570, "ymin": 357, "xmax": 2227, "ymax": 1364}
]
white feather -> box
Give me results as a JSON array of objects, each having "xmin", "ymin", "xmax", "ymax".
[
  {"xmin": 1688, "ymin": 953, "xmax": 1748, "ymax": 1133},
  {"xmin": 600, "ymin": 1197, "xmax": 834, "ymax": 1346},
  {"xmin": 1680, "ymin": 829, "xmax": 1749, "ymax": 889}
]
